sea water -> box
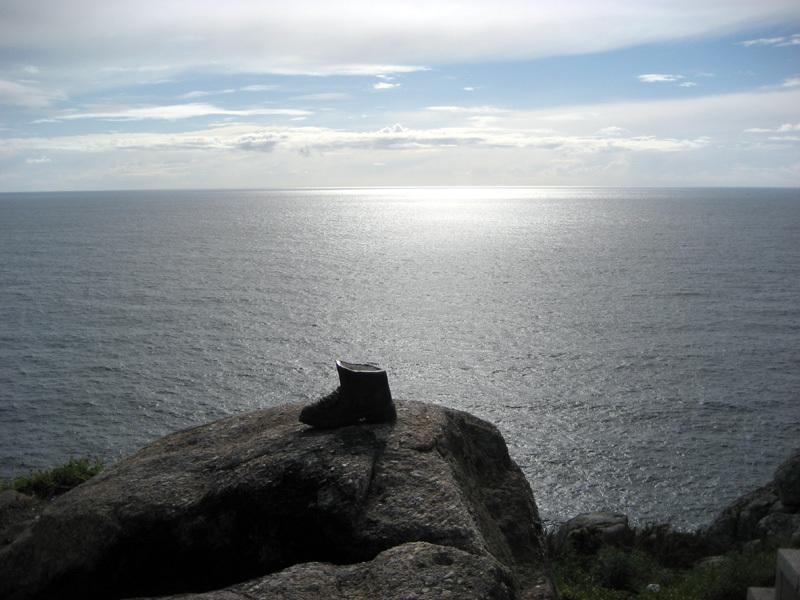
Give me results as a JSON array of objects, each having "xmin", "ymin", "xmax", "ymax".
[{"xmin": 1, "ymin": 187, "xmax": 798, "ymax": 528}]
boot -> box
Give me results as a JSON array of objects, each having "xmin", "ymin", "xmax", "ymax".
[{"xmin": 299, "ymin": 360, "xmax": 396, "ymax": 428}]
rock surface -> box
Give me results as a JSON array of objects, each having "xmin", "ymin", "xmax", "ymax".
[
  {"xmin": 0, "ymin": 490, "xmax": 44, "ymax": 547},
  {"xmin": 706, "ymin": 448, "xmax": 800, "ymax": 547},
  {"xmin": 134, "ymin": 542, "xmax": 517, "ymax": 600},
  {"xmin": 555, "ymin": 511, "xmax": 633, "ymax": 554},
  {"xmin": 775, "ymin": 449, "xmax": 800, "ymax": 508},
  {"xmin": 0, "ymin": 400, "xmax": 554, "ymax": 600}
]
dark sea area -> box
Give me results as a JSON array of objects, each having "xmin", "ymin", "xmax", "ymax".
[{"xmin": 1, "ymin": 187, "xmax": 798, "ymax": 529}]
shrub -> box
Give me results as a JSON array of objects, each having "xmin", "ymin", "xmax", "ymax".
[
  {"xmin": 3, "ymin": 458, "xmax": 103, "ymax": 499},
  {"xmin": 634, "ymin": 523, "xmax": 714, "ymax": 568},
  {"xmin": 594, "ymin": 546, "xmax": 637, "ymax": 590},
  {"xmin": 551, "ymin": 524, "xmax": 779, "ymax": 599}
]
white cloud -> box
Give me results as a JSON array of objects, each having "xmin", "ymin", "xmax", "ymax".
[
  {"xmin": 180, "ymin": 85, "xmax": 278, "ymax": 98},
  {"xmin": 745, "ymin": 122, "xmax": 800, "ymax": 133},
  {"xmin": 240, "ymin": 85, "xmax": 277, "ymax": 92},
  {"xmin": 377, "ymin": 123, "xmax": 408, "ymax": 134},
  {"xmin": 463, "ymin": 86, "xmax": 476, "ymax": 92},
  {"xmin": 679, "ymin": 81, "xmax": 698, "ymax": 88},
  {"xmin": 179, "ymin": 89, "xmax": 236, "ymax": 99},
  {"xmin": 22, "ymin": 65, "xmax": 40, "ymax": 74},
  {"xmin": 1, "ymin": 0, "xmax": 797, "ymax": 85},
  {"xmin": 51, "ymin": 103, "xmax": 310, "ymax": 121},
  {"xmin": 638, "ymin": 73, "xmax": 684, "ymax": 83},
  {"xmin": 781, "ymin": 77, "xmax": 800, "ymax": 88},
  {"xmin": 25, "ymin": 156, "xmax": 51, "ymax": 164},
  {"xmin": 4, "ymin": 88, "xmax": 799, "ymax": 189},
  {"xmin": 0, "ymin": 79, "xmax": 63, "ymax": 108},
  {"xmin": 595, "ymin": 126, "xmax": 630, "ymax": 137},
  {"xmin": 767, "ymin": 136, "xmax": 800, "ymax": 142},
  {"xmin": 426, "ymin": 105, "xmax": 509, "ymax": 114},
  {"xmin": 539, "ymin": 112, "xmax": 598, "ymax": 121},
  {"xmin": 373, "ymin": 82, "xmax": 400, "ymax": 90},
  {"xmin": 292, "ymin": 92, "xmax": 351, "ymax": 101},
  {"xmin": 0, "ymin": 121, "xmax": 712, "ymax": 156},
  {"xmin": 740, "ymin": 33, "xmax": 800, "ymax": 47}
]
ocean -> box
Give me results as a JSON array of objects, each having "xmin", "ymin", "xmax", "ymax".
[{"xmin": 1, "ymin": 187, "xmax": 798, "ymax": 529}]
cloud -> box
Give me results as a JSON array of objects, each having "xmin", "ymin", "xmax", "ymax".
[
  {"xmin": 767, "ymin": 136, "xmax": 800, "ymax": 142},
  {"xmin": 740, "ymin": 33, "xmax": 800, "ymax": 47},
  {"xmin": 426, "ymin": 105, "xmax": 509, "ymax": 114},
  {"xmin": 4, "ymin": 87, "xmax": 799, "ymax": 189},
  {"xmin": 179, "ymin": 89, "xmax": 236, "ymax": 99},
  {"xmin": 538, "ymin": 112, "xmax": 598, "ymax": 121},
  {"xmin": 595, "ymin": 126, "xmax": 630, "ymax": 137},
  {"xmin": 744, "ymin": 122, "xmax": 800, "ymax": 133},
  {"xmin": 463, "ymin": 86, "xmax": 476, "ymax": 92},
  {"xmin": 179, "ymin": 85, "xmax": 276, "ymax": 99},
  {"xmin": 0, "ymin": 116, "xmax": 713, "ymax": 158},
  {"xmin": 292, "ymin": 92, "xmax": 351, "ymax": 101},
  {"xmin": 1, "ymin": 0, "xmax": 797, "ymax": 86},
  {"xmin": 240, "ymin": 85, "xmax": 277, "ymax": 92},
  {"xmin": 50, "ymin": 103, "xmax": 310, "ymax": 121},
  {"xmin": 377, "ymin": 123, "xmax": 407, "ymax": 134},
  {"xmin": 638, "ymin": 73, "xmax": 684, "ymax": 83},
  {"xmin": 781, "ymin": 77, "xmax": 800, "ymax": 88},
  {"xmin": 22, "ymin": 65, "xmax": 40, "ymax": 74},
  {"xmin": 0, "ymin": 79, "xmax": 63, "ymax": 108},
  {"xmin": 25, "ymin": 156, "xmax": 51, "ymax": 164},
  {"xmin": 679, "ymin": 81, "xmax": 698, "ymax": 88},
  {"xmin": 373, "ymin": 82, "xmax": 400, "ymax": 90}
]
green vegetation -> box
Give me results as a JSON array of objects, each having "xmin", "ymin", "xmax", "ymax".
[
  {"xmin": 550, "ymin": 526, "xmax": 781, "ymax": 600},
  {"xmin": 1, "ymin": 458, "xmax": 103, "ymax": 499}
]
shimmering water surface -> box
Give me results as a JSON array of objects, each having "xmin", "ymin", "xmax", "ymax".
[{"xmin": 1, "ymin": 187, "xmax": 798, "ymax": 528}]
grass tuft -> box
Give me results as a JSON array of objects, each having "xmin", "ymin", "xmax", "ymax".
[
  {"xmin": 552, "ymin": 537, "xmax": 779, "ymax": 600},
  {"xmin": 2, "ymin": 458, "xmax": 103, "ymax": 499}
]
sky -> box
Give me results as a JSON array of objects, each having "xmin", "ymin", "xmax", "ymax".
[{"xmin": 1, "ymin": 0, "xmax": 799, "ymax": 191}]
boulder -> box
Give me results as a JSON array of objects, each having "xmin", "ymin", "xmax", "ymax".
[
  {"xmin": 705, "ymin": 484, "xmax": 779, "ymax": 547},
  {"xmin": 705, "ymin": 448, "xmax": 800, "ymax": 548},
  {"xmin": 0, "ymin": 400, "xmax": 554, "ymax": 600},
  {"xmin": 756, "ymin": 513, "xmax": 800, "ymax": 546},
  {"xmin": 0, "ymin": 490, "xmax": 44, "ymax": 547},
  {"xmin": 555, "ymin": 511, "xmax": 633, "ymax": 554},
  {"xmin": 775, "ymin": 449, "xmax": 800, "ymax": 508},
  {"xmin": 134, "ymin": 542, "xmax": 517, "ymax": 600}
]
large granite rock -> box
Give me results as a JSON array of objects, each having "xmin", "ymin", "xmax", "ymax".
[
  {"xmin": 0, "ymin": 490, "xmax": 44, "ymax": 547},
  {"xmin": 555, "ymin": 511, "xmax": 633, "ymax": 554},
  {"xmin": 0, "ymin": 400, "xmax": 554, "ymax": 600},
  {"xmin": 134, "ymin": 542, "xmax": 518, "ymax": 600},
  {"xmin": 706, "ymin": 448, "xmax": 800, "ymax": 548},
  {"xmin": 775, "ymin": 449, "xmax": 800, "ymax": 508}
]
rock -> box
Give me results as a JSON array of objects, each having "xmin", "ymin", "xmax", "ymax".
[
  {"xmin": 0, "ymin": 400, "xmax": 554, "ymax": 600},
  {"xmin": 0, "ymin": 490, "xmax": 44, "ymax": 548},
  {"xmin": 775, "ymin": 449, "xmax": 800, "ymax": 507},
  {"xmin": 756, "ymin": 512, "xmax": 800, "ymax": 545},
  {"xmin": 697, "ymin": 555, "xmax": 730, "ymax": 569},
  {"xmin": 743, "ymin": 539, "xmax": 765, "ymax": 553},
  {"xmin": 705, "ymin": 448, "xmax": 800, "ymax": 548},
  {"xmin": 134, "ymin": 542, "xmax": 517, "ymax": 600},
  {"xmin": 555, "ymin": 511, "xmax": 632, "ymax": 554},
  {"xmin": 704, "ymin": 484, "xmax": 779, "ymax": 547}
]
